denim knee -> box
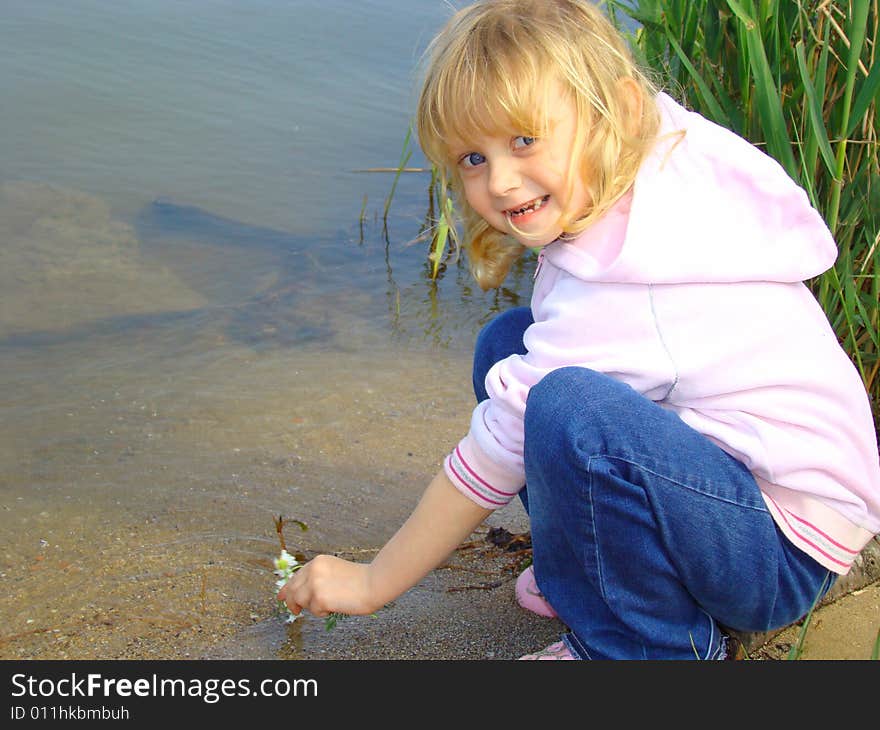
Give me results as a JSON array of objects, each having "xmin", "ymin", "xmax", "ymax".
[
  {"xmin": 524, "ymin": 366, "xmax": 624, "ymax": 454},
  {"xmin": 473, "ymin": 306, "xmax": 533, "ymax": 402}
]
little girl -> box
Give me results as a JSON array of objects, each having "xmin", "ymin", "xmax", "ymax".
[{"xmin": 279, "ymin": 0, "xmax": 880, "ymax": 659}]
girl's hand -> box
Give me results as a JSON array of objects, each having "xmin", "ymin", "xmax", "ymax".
[
  {"xmin": 277, "ymin": 469, "xmax": 491, "ymax": 623},
  {"xmin": 276, "ymin": 554, "xmax": 377, "ymax": 619}
]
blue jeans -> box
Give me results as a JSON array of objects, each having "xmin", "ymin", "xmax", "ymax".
[{"xmin": 474, "ymin": 307, "xmax": 833, "ymax": 659}]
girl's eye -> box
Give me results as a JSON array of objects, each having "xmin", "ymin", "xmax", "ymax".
[
  {"xmin": 513, "ymin": 136, "xmax": 536, "ymax": 149},
  {"xmin": 458, "ymin": 151, "xmax": 486, "ymax": 169}
]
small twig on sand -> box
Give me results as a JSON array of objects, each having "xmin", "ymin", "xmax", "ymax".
[
  {"xmin": 447, "ymin": 580, "xmax": 505, "ymax": 593},
  {"xmin": 273, "ymin": 515, "xmax": 286, "ymax": 552}
]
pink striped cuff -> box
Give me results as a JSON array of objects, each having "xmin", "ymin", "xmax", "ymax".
[
  {"xmin": 763, "ymin": 492, "xmax": 865, "ymax": 574},
  {"xmin": 444, "ymin": 444, "xmax": 520, "ymax": 510}
]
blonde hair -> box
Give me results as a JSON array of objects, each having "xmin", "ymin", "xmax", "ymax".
[{"xmin": 416, "ymin": 0, "xmax": 661, "ymax": 289}]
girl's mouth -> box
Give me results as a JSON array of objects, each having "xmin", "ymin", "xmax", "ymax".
[{"xmin": 506, "ymin": 195, "xmax": 550, "ymax": 219}]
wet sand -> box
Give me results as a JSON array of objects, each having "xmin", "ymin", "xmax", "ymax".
[{"xmin": 0, "ymin": 336, "xmax": 516, "ymax": 660}]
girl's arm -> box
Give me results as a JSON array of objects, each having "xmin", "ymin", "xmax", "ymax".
[{"xmin": 277, "ymin": 468, "xmax": 493, "ymax": 617}]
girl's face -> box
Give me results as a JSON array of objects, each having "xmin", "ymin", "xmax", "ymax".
[{"xmin": 449, "ymin": 91, "xmax": 588, "ymax": 248}]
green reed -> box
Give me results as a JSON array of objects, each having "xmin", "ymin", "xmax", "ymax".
[
  {"xmin": 384, "ymin": 126, "xmax": 414, "ymax": 231},
  {"xmin": 606, "ymin": 0, "xmax": 879, "ymax": 430}
]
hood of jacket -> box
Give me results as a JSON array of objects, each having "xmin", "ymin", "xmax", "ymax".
[{"xmin": 543, "ymin": 93, "xmax": 838, "ymax": 284}]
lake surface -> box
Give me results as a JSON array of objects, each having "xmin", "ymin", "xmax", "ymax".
[{"xmin": 0, "ymin": 0, "xmax": 542, "ymax": 659}]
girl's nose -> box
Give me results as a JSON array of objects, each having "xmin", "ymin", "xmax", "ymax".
[{"xmin": 488, "ymin": 159, "xmax": 520, "ymax": 197}]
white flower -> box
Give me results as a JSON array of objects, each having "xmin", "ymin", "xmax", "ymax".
[
  {"xmin": 273, "ymin": 549, "xmax": 300, "ymax": 576},
  {"xmin": 274, "ymin": 550, "xmax": 302, "ymax": 623}
]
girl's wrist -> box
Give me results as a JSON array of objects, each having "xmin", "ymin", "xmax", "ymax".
[{"xmin": 362, "ymin": 562, "xmax": 392, "ymax": 614}]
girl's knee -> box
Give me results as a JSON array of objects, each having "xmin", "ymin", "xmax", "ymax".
[
  {"xmin": 526, "ymin": 367, "xmax": 605, "ymax": 425},
  {"xmin": 524, "ymin": 367, "xmax": 597, "ymax": 456},
  {"xmin": 524, "ymin": 367, "xmax": 644, "ymax": 459}
]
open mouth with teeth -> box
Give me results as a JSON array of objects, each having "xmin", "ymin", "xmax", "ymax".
[{"xmin": 506, "ymin": 194, "xmax": 550, "ymax": 219}]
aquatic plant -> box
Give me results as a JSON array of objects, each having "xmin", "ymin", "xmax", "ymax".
[{"xmin": 384, "ymin": 126, "xmax": 414, "ymax": 231}]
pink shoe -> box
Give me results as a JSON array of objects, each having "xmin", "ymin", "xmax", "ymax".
[
  {"xmin": 518, "ymin": 641, "xmax": 576, "ymax": 660},
  {"xmin": 515, "ymin": 565, "xmax": 557, "ymax": 618}
]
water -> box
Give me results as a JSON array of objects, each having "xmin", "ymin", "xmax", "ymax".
[
  {"xmin": 4, "ymin": 0, "xmax": 431, "ymax": 228},
  {"xmin": 0, "ymin": 0, "xmax": 535, "ymax": 659}
]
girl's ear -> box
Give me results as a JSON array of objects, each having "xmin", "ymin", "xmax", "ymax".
[{"xmin": 616, "ymin": 77, "xmax": 644, "ymax": 137}]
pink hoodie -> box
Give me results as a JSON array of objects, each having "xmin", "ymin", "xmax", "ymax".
[{"xmin": 444, "ymin": 93, "xmax": 880, "ymax": 574}]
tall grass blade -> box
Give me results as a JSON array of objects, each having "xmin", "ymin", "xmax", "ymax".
[
  {"xmin": 828, "ymin": 0, "xmax": 870, "ymax": 235},
  {"xmin": 664, "ymin": 27, "xmax": 730, "ymax": 125},
  {"xmin": 787, "ymin": 572, "xmax": 831, "ymax": 660},
  {"xmin": 795, "ymin": 41, "xmax": 838, "ymax": 176},
  {"xmin": 383, "ymin": 126, "xmax": 413, "ymax": 225},
  {"xmin": 726, "ymin": 0, "xmax": 798, "ymax": 177},
  {"xmin": 799, "ymin": 19, "xmax": 832, "ymax": 187},
  {"xmin": 723, "ymin": 0, "xmax": 755, "ymax": 28},
  {"xmin": 847, "ymin": 58, "xmax": 880, "ymax": 137}
]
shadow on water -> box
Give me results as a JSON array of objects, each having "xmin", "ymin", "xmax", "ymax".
[
  {"xmin": 1, "ymin": 197, "xmax": 341, "ymax": 353},
  {"xmin": 136, "ymin": 198, "xmax": 340, "ymax": 348},
  {"xmin": 1, "ymin": 193, "xmax": 533, "ymax": 353},
  {"xmin": 0, "ymin": 304, "xmax": 333, "ymax": 352},
  {"xmin": 136, "ymin": 197, "xmax": 306, "ymax": 254}
]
